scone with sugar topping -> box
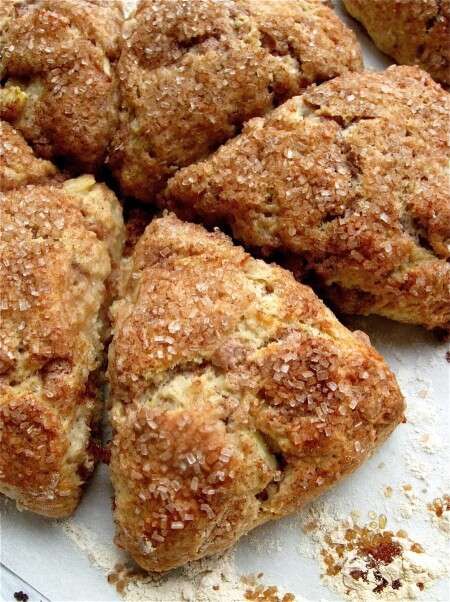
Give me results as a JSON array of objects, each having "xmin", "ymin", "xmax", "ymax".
[
  {"xmin": 108, "ymin": 213, "xmax": 404, "ymax": 571},
  {"xmin": 164, "ymin": 66, "xmax": 450, "ymax": 330},
  {"xmin": 0, "ymin": 0, "xmax": 123, "ymax": 172},
  {"xmin": 0, "ymin": 175, "xmax": 124, "ymax": 517},
  {"xmin": 109, "ymin": 0, "xmax": 362, "ymax": 201},
  {"xmin": 343, "ymin": 0, "xmax": 450, "ymax": 86}
]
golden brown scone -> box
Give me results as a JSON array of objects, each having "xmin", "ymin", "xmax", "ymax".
[
  {"xmin": 0, "ymin": 0, "xmax": 123, "ymax": 172},
  {"xmin": 109, "ymin": 0, "xmax": 362, "ymax": 202},
  {"xmin": 164, "ymin": 66, "xmax": 450, "ymax": 331},
  {"xmin": 108, "ymin": 213, "xmax": 404, "ymax": 572},
  {"xmin": 0, "ymin": 175, "xmax": 124, "ymax": 517},
  {"xmin": 0, "ymin": 119, "xmax": 59, "ymax": 192},
  {"xmin": 344, "ymin": 0, "xmax": 450, "ymax": 86}
]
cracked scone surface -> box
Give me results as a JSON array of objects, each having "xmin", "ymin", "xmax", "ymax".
[
  {"xmin": 0, "ymin": 120, "xmax": 59, "ymax": 192},
  {"xmin": 164, "ymin": 66, "xmax": 450, "ymax": 330},
  {"xmin": 0, "ymin": 0, "xmax": 123, "ymax": 172},
  {"xmin": 344, "ymin": 0, "xmax": 450, "ymax": 86},
  {"xmin": 109, "ymin": 0, "xmax": 362, "ymax": 201},
  {"xmin": 0, "ymin": 175, "xmax": 124, "ymax": 517},
  {"xmin": 108, "ymin": 214, "xmax": 404, "ymax": 572}
]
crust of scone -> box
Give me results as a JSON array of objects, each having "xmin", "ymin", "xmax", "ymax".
[
  {"xmin": 164, "ymin": 66, "xmax": 450, "ymax": 330},
  {"xmin": 109, "ymin": 0, "xmax": 362, "ymax": 202},
  {"xmin": 0, "ymin": 119, "xmax": 59, "ymax": 192},
  {"xmin": 0, "ymin": 0, "xmax": 124, "ymax": 172},
  {"xmin": 108, "ymin": 213, "xmax": 404, "ymax": 572},
  {"xmin": 0, "ymin": 176, "xmax": 124, "ymax": 517},
  {"xmin": 344, "ymin": 0, "xmax": 450, "ymax": 86}
]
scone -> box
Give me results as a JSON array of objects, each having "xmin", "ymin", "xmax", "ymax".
[
  {"xmin": 164, "ymin": 66, "xmax": 450, "ymax": 331},
  {"xmin": 0, "ymin": 0, "xmax": 124, "ymax": 172},
  {"xmin": 343, "ymin": 0, "xmax": 450, "ymax": 86},
  {"xmin": 109, "ymin": 0, "xmax": 362, "ymax": 201},
  {"xmin": 0, "ymin": 120, "xmax": 58, "ymax": 191},
  {"xmin": 108, "ymin": 213, "xmax": 404, "ymax": 572},
  {"xmin": 0, "ymin": 175, "xmax": 124, "ymax": 517}
]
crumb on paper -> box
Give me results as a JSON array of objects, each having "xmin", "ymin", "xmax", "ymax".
[
  {"xmin": 13, "ymin": 593, "xmax": 29, "ymax": 602},
  {"xmin": 428, "ymin": 496, "xmax": 450, "ymax": 519},
  {"xmin": 428, "ymin": 496, "xmax": 450, "ymax": 536},
  {"xmin": 383, "ymin": 486, "xmax": 393, "ymax": 498}
]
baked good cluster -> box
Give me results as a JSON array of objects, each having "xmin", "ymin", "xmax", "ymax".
[{"xmin": 0, "ymin": 0, "xmax": 448, "ymax": 573}]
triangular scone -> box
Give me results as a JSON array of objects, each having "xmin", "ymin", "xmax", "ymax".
[
  {"xmin": 109, "ymin": 0, "xmax": 362, "ymax": 201},
  {"xmin": 0, "ymin": 176, "xmax": 124, "ymax": 517},
  {"xmin": 108, "ymin": 213, "xmax": 404, "ymax": 572},
  {"xmin": 0, "ymin": 0, "xmax": 123, "ymax": 172},
  {"xmin": 164, "ymin": 66, "xmax": 450, "ymax": 330}
]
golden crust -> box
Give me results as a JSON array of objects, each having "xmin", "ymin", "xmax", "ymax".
[
  {"xmin": 164, "ymin": 66, "xmax": 450, "ymax": 330},
  {"xmin": 0, "ymin": 119, "xmax": 59, "ymax": 191},
  {"xmin": 109, "ymin": 0, "xmax": 362, "ymax": 202},
  {"xmin": 108, "ymin": 213, "xmax": 404, "ymax": 572},
  {"xmin": 344, "ymin": 0, "xmax": 450, "ymax": 86},
  {"xmin": 0, "ymin": 0, "xmax": 124, "ymax": 172},
  {"xmin": 0, "ymin": 0, "xmax": 20, "ymax": 33},
  {"xmin": 0, "ymin": 176, "xmax": 124, "ymax": 517}
]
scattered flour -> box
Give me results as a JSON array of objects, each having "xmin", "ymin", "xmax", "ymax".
[
  {"xmin": 58, "ymin": 518, "xmax": 123, "ymax": 572},
  {"xmin": 122, "ymin": 551, "xmax": 246, "ymax": 602},
  {"xmin": 300, "ymin": 507, "xmax": 447, "ymax": 602},
  {"xmin": 57, "ymin": 517, "xmax": 301, "ymax": 602},
  {"xmin": 57, "ymin": 518, "xmax": 251, "ymax": 601},
  {"xmin": 430, "ymin": 511, "xmax": 450, "ymax": 537}
]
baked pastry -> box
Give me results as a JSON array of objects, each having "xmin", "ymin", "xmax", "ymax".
[
  {"xmin": 343, "ymin": 0, "xmax": 450, "ymax": 86},
  {"xmin": 0, "ymin": 120, "xmax": 58, "ymax": 192},
  {"xmin": 0, "ymin": 0, "xmax": 124, "ymax": 172},
  {"xmin": 0, "ymin": 0, "xmax": 20, "ymax": 34},
  {"xmin": 0, "ymin": 175, "xmax": 124, "ymax": 517},
  {"xmin": 109, "ymin": 0, "xmax": 362, "ymax": 202},
  {"xmin": 108, "ymin": 213, "xmax": 404, "ymax": 572},
  {"xmin": 164, "ymin": 66, "xmax": 450, "ymax": 331}
]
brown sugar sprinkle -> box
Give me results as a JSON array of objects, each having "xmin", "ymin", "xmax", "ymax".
[
  {"xmin": 326, "ymin": 520, "xmax": 401, "ymax": 567},
  {"xmin": 107, "ymin": 563, "xmax": 151, "ymax": 595},
  {"xmin": 321, "ymin": 516, "xmax": 427, "ymax": 595},
  {"xmin": 428, "ymin": 495, "xmax": 450, "ymax": 518},
  {"xmin": 244, "ymin": 589, "xmax": 295, "ymax": 602},
  {"xmin": 242, "ymin": 575, "xmax": 295, "ymax": 602},
  {"xmin": 410, "ymin": 543, "xmax": 424, "ymax": 554}
]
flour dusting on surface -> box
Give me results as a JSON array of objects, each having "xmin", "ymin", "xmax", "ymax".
[
  {"xmin": 58, "ymin": 518, "xmax": 123, "ymax": 572},
  {"xmin": 301, "ymin": 507, "xmax": 447, "ymax": 601}
]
